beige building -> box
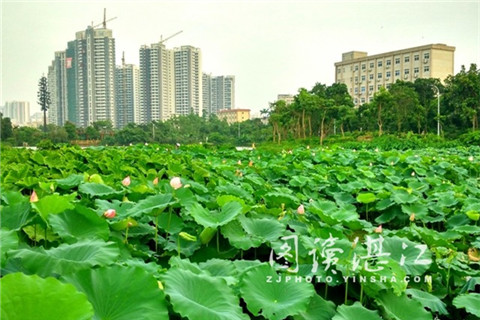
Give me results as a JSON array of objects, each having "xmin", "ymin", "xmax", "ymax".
[
  {"xmin": 277, "ymin": 94, "xmax": 294, "ymax": 105},
  {"xmin": 334, "ymin": 43, "xmax": 455, "ymax": 106},
  {"xmin": 217, "ymin": 108, "xmax": 250, "ymax": 124}
]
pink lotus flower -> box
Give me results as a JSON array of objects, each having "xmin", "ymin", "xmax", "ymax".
[
  {"xmin": 297, "ymin": 204, "xmax": 305, "ymax": 215},
  {"xmin": 30, "ymin": 190, "xmax": 39, "ymax": 203},
  {"xmin": 170, "ymin": 177, "xmax": 182, "ymax": 189},
  {"xmin": 248, "ymin": 160, "xmax": 253, "ymax": 167},
  {"xmin": 103, "ymin": 209, "xmax": 116, "ymax": 218},
  {"xmin": 374, "ymin": 225, "xmax": 382, "ymax": 233},
  {"xmin": 153, "ymin": 177, "xmax": 159, "ymax": 185},
  {"xmin": 122, "ymin": 176, "xmax": 131, "ymax": 187}
]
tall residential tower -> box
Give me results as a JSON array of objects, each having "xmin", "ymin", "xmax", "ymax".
[{"xmin": 174, "ymin": 46, "xmax": 202, "ymax": 116}]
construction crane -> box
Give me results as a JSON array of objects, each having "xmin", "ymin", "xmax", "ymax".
[
  {"xmin": 159, "ymin": 30, "xmax": 183, "ymax": 45},
  {"xmin": 92, "ymin": 8, "xmax": 117, "ymax": 29}
]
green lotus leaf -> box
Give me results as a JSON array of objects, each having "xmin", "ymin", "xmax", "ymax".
[
  {"xmin": 293, "ymin": 294, "xmax": 336, "ymax": 320},
  {"xmin": 452, "ymin": 293, "xmax": 480, "ymax": 317},
  {"xmin": 240, "ymin": 264, "xmax": 315, "ymax": 320},
  {"xmin": 221, "ymin": 220, "xmax": 263, "ymax": 249},
  {"xmin": 127, "ymin": 193, "xmax": 173, "ymax": 217},
  {"xmin": 78, "ymin": 182, "xmax": 122, "ymax": 198},
  {"xmin": 1, "ymin": 272, "xmax": 93, "ymax": 320},
  {"xmin": 56, "ymin": 174, "xmax": 84, "ymax": 189},
  {"xmin": 376, "ymin": 290, "xmax": 432, "ymax": 320},
  {"xmin": 239, "ymin": 215, "xmax": 286, "ymax": 242},
  {"xmin": 10, "ymin": 239, "xmax": 120, "ymax": 277},
  {"xmin": 0, "ymin": 202, "xmax": 34, "ymax": 230},
  {"xmin": 32, "ymin": 194, "xmax": 76, "ymax": 221},
  {"xmin": 357, "ymin": 193, "xmax": 377, "ymax": 204},
  {"xmin": 382, "ymin": 236, "xmax": 432, "ymax": 275},
  {"xmin": 64, "ymin": 265, "xmax": 168, "ymax": 320},
  {"xmin": 406, "ymin": 289, "xmax": 448, "ymax": 315},
  {"xmin": 49, "ymin": 205, "xmax": 109, "ymax": 242},
  {"xmin": 332, "ymin": 302, "xmax": 382, "ymax": 320},
  {"xmin": 1, "ymin": 229, "xmax": 18, "ymax": 267},
  {"xmin": 187, "ymin": 201, "xmax": 242, "ymax": 228},
  {"xmin": 391, "ymin": 189, "xmax": 418, "ymax": 204},
  {"xmin": 163, "ymin": 268, "xmax": 248, "ymax": 320}
]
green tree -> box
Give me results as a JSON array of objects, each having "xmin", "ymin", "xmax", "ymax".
[
  {"xmin": 369, "ymin": 87, "xmax": 394, "ymax": 136},
  {"xmin": 37, "ymin": 75, "xmax": 51, "ymax": 132},
  {"xmin": 389, "ymin": 81, "xmax": 422, "ymax": 133},
  {"xmin": 444, "ymin": 64, "xmax": 480, "ymax": 131},
  {"xmin": 64, "ymin": 121, "xmax": 77, "ymax": 140},
  {"xmin": 1, "ymin": 115, "xmax": 13, "ymax": 140}
]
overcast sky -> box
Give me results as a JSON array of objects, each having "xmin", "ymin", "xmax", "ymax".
[{"xmin": 1, "ymin": 0, "xmax": 479, "ymax": 116}]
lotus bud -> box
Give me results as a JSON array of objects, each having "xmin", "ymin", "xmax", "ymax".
[
  {"xmin": 390, "ymin": 161, "xmax": 394, "ymax": 166},
  {"xmin": 353, "ymin": 149, "xmax": 356, "ymax": 152},
  {"xmin": 103, "ymin": 209, "xmax": 116, "ymax": 219},
  {"xmin": 153, "ymin": 177, "xmax": 159, "ymax": 185},
  {"xmin": 369, "ymin": 162, "xmax": 373, "ymax": 167},
  {"xmin": 411, "ymin": 171, "xmax": 415, "ymax": 177},
  {"xmin": 249, "ymin": 160, "xmax": 253, "ymax": 167},
  {"xmin": 288, "ymin": 150, "xmax": 293, "ymax": 154},
  {"xmin": 375, "ymin": 148, "xmax": 379, "ymax": 152},
  {"xmin": 30, "ymin": 190, "xmax": 39, "ymax": 203},
  {"xmin": 237, "ymin": 160, "xmax": 242, "ymax": 165},
  {"xmin": 170, "ymin": 177, "xmax": 182, "ymax": 189},
  {"xmin": 312, "ymin": 152, "xmax": 316, "ymax": 157},
  {"xmin": 468, "ymin": 156, "xmax": 474, "ymax": 162},
  {"xmin": 252, "ymin": 143, "xmax": 256, "ymax": 149},
  {"xmin": 374, "ymin": 225, "xmax": 383, "ymax": 233},
  {"xmin": 297, "ymin": 204, "xmax": 305, "ymax": 215},
  {"xmin": 157, "ymin": 280, "xmax": 164, "ymax": 290},
  {"xmin": 145, "ymin": 142, "xmax": 148, "ymax": 146},
  {"xmin": 122, "ymin": 176, "xmax": 131, "ymax": 187},
  {"xmin": 409, "ymin": 213, "xmax": 415, "ymax": 221}
]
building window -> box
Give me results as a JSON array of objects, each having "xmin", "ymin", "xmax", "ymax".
[
  {"xmin": 355, "ymin": 87, "xmax": 359, "ymax": 94},
  {"xmin": 361, "ymin": 75, "xmax": 366, "ymax": 81},
  {"xmin": 355, "ymin": 76, "xmax": 358, "ymax": 83},
  {"xmin": 369, "ymin": 74, "xmax": 374, "ymax": 80},
  {"xmin": 404, "ymin": 69, "xmax": 410, "ymax": 75},
  {"xmin": 337, "ymin": 68, "xmax": 341, "ymax": 73},
  {"xmin": 414, "ymin": 54, "xmax": 419, "ymax": 61},
  {"xmin": 395, "ymin": 70, "xmax": 400, "ymax": 76},
  {"xmin": 395, "ymin": 58, "xmax": 400, "ymax": 64},
  {"xmin": 424, "ymin": 52, "xmax": 430, "ymax": 60},
  {"xmin": 424, "ymin": 66, "xmax": 430, "ymax": 72},
  {"xmin": 361, "ymin": 86, "xmax": 366, "ymax": 93},
  {"xmin": 404, "ymin": 56, "xmax": 410, "ymax": 63},
  {"xmin": 378, "ymin": 61, "xmax": 383, "ymax": 67},
  {"xmin": 377, "ymin": 84, "xmax": 382, "ymax": 90},
  {"xmin": 377, "ymin": 73, "xmax": 382, "ymax": 79},
  {"xmin": 355, "ymin": 65, "xmax": 359, "ymax": 71},
  {"xmin": 369, "ymin": 85, "xmax": 374, "ymax": 91},
  {"xmin": 414, "ymin": 67, "xmax": 419, "ymax": 74},
  {"xmin": 386, "ymin": 84, "xmax": 392, "ymax": 89},
  {"xmin": 369, "ymin": 62, "xmax": 374, "ymax": 69},
  {"xmin": 386, "ymin": 59, "xmax": 391, "ymax": 66},
  {"xmin": 361, "ymin": 97, "xmax": 366, "ymax": 103},
  {"xmin": 386, "ymin": 71, "xmax": 391, "ymax": 78},
  {"xmin": 361, "ymin": 64, "xmax": 366, "ymax": 70}
]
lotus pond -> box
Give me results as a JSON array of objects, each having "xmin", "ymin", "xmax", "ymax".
[{"xmin": 1, "ymin": 144, "xmax": 480, "ymax": 320}]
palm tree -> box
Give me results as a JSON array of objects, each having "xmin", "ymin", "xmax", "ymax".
[{"xmin": 37, "ymin": 75, "xmax": 51, "ymax": 132}]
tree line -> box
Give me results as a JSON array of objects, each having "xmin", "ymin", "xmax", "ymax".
[
  {"xmin": 1, "ymin": 63, "xmax": 478, "ymax": 147},
  {"xmin": 265, "ymin": 63, "xmax": 480, "ymax": 143},
  {"xmin": 0, "ymin": 114, "xmax": 270, "ymax": 147}
]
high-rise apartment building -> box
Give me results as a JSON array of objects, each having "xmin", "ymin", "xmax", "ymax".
[
  {"xmin": 202, "ymin": 73, "xmax": 235, "ymax": 116},
  {"xmin": 334, "ymin": 43, "xmax": 455, "ymax": 106},
  {"xmin": 139, "ymin": 43, "xmax": 175, "ymax": 123},
  {"xmin": 3, "ymin": 101, "xmax": 30, "ymax": 125},
  {"xmin": 115, "ymin": 62, "xmax": 140, "ymax": 127},
  {"xmin": 48, "ymin": 51, "xmax": 69, "ymax": 126},
  {"xmin": 174, "ymin": 46, "xmax": 202, "ymax": 116},
  {"xmin": 72, "ymin": 26, "xmax": 116, "ymax": 127}
]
